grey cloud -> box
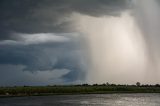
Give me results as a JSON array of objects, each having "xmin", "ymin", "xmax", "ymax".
[
  {"xmin": 0, "ymin": 64, "xmax": 70, "ymax": 86},
  {"xmin": 71, "ymin": 0, "xmax": 131, "ymax": 16},
  {"xmin": 0, "ymin": 0, "xmax": 131, "ymax": 40},
  {"xmin": 0, "ymin": 33, "xmax": 71, "ymax": 45},
  {"xmin": 0, "ymin": 0, "xmax": 131, "ymax": 85},
  {"xmin": 0, "ymin": 35, "xmax": 87, "ymax": 83}
]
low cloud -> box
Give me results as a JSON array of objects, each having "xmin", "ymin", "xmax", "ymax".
[
  {"xmin": 0, "ymin": 33, "xmax": 72, "ymax": 45},
  {"xmin": 0, "ymin": 33, "xmax": 87, "ymax": 84},
  {"xmin": 0, "ymin": 64, "xmax": 70, "ymax": 86},
  {"xmin": 0, "ymin": 0, "xmax": 133, "ymax": 85}
]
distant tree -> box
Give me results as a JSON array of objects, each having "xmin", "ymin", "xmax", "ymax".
[
  {"xmin": 102, "ymin": 83, "xmax": 106, "ymax": 86},
  {"xmin": 106, "ymin": 82, "xmax": 110, "ymax": 86},
  {"xmin": 136, "ymin": 82, "xmax": 141, "ymax": 86},
  {"xmin": 93, "ymin": 84, "xmax": 98, "ymax": 86},
  {"xmin": 82, "ymin": 84, "xmax": 89, "ymax": 86},
  {"xmin": 110, "ymin": 84, "xmax": 116, "ymax": 86},
  {"xmin": 155, "ymin": 84, "xmax": 160, "ymax": 87}
]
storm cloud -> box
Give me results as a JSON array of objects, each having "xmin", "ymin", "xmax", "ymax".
[
  {"xmin": 0, "ymin": 0, "xmax": 133, "ymax": 86},
  {"xmin": 0, "ymin": 0, "xmax": 130, "ymax": 40}
]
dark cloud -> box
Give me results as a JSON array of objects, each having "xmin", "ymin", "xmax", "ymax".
[
  {"xmin": 72, "ymin": 0, "xmax": 131, "ymax": 16},
  {"xmin": 0, "ymin": 0, "xmax": 130, "ymax": 85},
  {"xmin": 0, "ymin": 0, "xmax": 131, "ymax": 40},
  {"xmin": 0, "ymin": 64, "xmax": 71, "ymax": 86},
  {"xmin": 0, "ymin": 36, "xmax": 87, "ymax": 82}
]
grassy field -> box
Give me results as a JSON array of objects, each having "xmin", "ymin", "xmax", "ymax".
[{"xmin": 0, "ymin": 84, "xmax": 160, "ymax": 97}]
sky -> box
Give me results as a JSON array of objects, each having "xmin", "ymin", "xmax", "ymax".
[{"xmin": 0, "ymin": 0, "xmax": 160, "ymax": 86}]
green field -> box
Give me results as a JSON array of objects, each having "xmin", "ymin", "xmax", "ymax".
[{"xmin": 0, "ymin": 84, "xmax": 160, "ymax": 97}]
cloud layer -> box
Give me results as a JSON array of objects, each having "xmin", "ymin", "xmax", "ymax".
[{"xmin": 0, "ymin": 0, "xmax": 133, "ymax": 85}]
